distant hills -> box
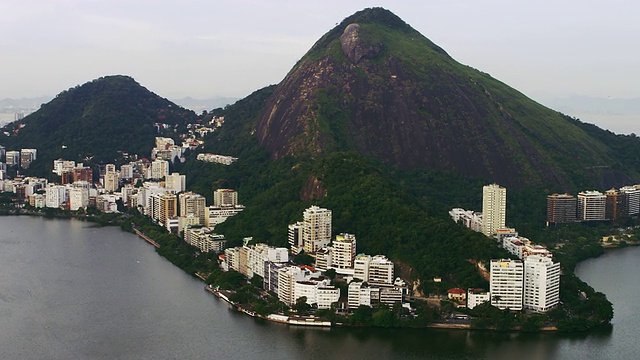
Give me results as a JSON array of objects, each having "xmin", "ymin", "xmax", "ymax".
[{"xmin": 0, "ymin": 75, "xmax": 197, "ymax": 176}]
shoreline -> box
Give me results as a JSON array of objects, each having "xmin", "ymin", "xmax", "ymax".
[{"xmin": 0, "ymin": 210, "xmax": 615, "ymax": 332}]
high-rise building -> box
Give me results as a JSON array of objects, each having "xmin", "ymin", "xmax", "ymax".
[
  {"xmin": 213, "ymin": 189, "xmax": 238, "ymax": 207},
  {"xmin": 546, "ymin": 193, "xmax": 577, "ymax": 224},
  {"xmin": 605, "ymin": 189, "xmax": 627, "ymax": 221},
  {"xmin": 288, "ymin": 221, "xmax": 304, "ymax": 252},
  {"xmin": 120, "ymin": 164, "xmax": 134, "ymax": 180},
  {"xmin": 523, "ymin": 255, "xmax": 560, "ymax": 313},
  {"xmin": 165, "ymin": 172, "xmax": 186, "ymax": 193},
  {"xmin": 179, "ymin": 192, "xmax": 207, "ymax": 225},
  {"xmin": 577, "ymin": 190, "xmax": 606, "ymax": 221},
  {"xmin": 482, "ymin": 184, "xmax": 507, "ymax": 237},
  {"xmin": 149, "ymin": 159, "xmax": 170, "ymax": 179},
  {"xmin": 354, "ymin": 254, "xmax": 372, "ymax": 282},
  {"xmin": 68, "ymin": 187, "xmax": 89, "ymax": 211},
  {"xmin": 332, "ymin": 233, "xmax": 356, "ymax": 269},
  {"xmin": 302, "ymin": 205, "xmax": 332, "ymax": 253},
  {"xmin": 5, "ymin": 151, "xmax": 20, "ymax": 167},
  {"xmin": 151, "ymin": 192, "xmax": 177, "ymax": 225},
  {"xmin": 490, "ymin": 259, "xmax": 523, "ymax": 310},
  {"xmin": 20, "ymin": 149, "xmax": 37, "ymax": 169},
  {"xmin": 103, "ymin": 164, "xmax": 119, "ymax": 193},
  {"xmin": 368, "ymin": 255, "xmax": 395, "ymax": 286},
  {"xmin": 620, "ymin": 186, "xmax": 640, "ymax": 216}
]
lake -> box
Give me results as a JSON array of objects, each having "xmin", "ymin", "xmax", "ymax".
[{"xmin": 0, "ymin": 216, "xmax": 638, "ymax": 359}]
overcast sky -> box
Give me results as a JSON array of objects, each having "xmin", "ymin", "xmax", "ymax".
[{"xmin": 1, "ymin": 0, "xmax": 638, "ymax": 131}]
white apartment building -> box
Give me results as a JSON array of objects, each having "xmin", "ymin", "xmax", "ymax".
[
  {"xmin": 482, "ymin": 184, "xmax": 507, "ymax": 237},
  {"xmin": 120, "ymin": 164, "xmax": 134, "ymax": 180},
  {"xmin": 165, "ymin": 173, "xmax": 186, "ymax": 193},
  {"xmin": 68, "ymin": 187, "xmax": 89, "ymax": 211},
  {"xmin": 620, "ymin": 186, "xmax": 640, "ymax": 216},
  {"xmin": 224, "ymin": 247, "xmax": 240, "ymax": 272},
  {"xmin": 314, "ymin": 247, "xmax": 332, "ymax": 271},
  {"xmin": 316, "ymin": 285, "xmax": 341, "ymax": 310},
  {"xmin": 332, "ymin": 233, "xmax": 356, "ymax": 269},
  {"xmin": 5, "ymin": 151, "xmax": 19, "ymax": 166},
  {"xmin": 577, "ymin": 190, "xmax": 606, "ymax": 221},
  {"xmin": 449, "ymin": 208, "xmax": 483, "ymax": 233},
  {"xmin": 523, "ymin": 255, "xmax": 561, "ymax": 312},
  {"xmin": 354, "ymin": 254, "xmax": 371, "ymax": 282},
  {"xmin": 467, "ymin": 288, "xmax": 491, "ymax": 310},
  {"xmin": 293, "ymin": 279, "xmax": 339, "ymax": 309},
  {"xmin": 185, "ymin": 227, "xmax": 226, "ymax": 253},
  {"xmin": 302, "ymin": 206, "xmax": 332, "ymax": 253},
  {"xmin": 490, "ymin": 259, "xmax": 524, "ymax": 310},
  {"xmin": 149, "ymin": 159, "xmax": 169, "ymax": 179},
  {"xmin": 277, "ymin": 266, "xmax": 319, "ymax": 306},
  {"xmin": 46, "ymin": 185, "xmax": 68, "ymax": 208},
  {"xmin": 205, "ymin": 205, "xmax": 244, "ymax": 228},
  {"xmin": 369, "ymin": 255, "xmax": 395, "ymax": 286}
]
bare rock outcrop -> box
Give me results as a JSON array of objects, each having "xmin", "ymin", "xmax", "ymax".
[{"xmin": 340, "ymin": 23, "xmax": 381, "ymax": 64}]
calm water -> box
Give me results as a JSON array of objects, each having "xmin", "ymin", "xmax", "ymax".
[{"xmin": 0, "ymin": 216, "xmax": 638, "ymax": 359}]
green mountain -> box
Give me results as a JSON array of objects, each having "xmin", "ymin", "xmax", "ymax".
[
  {"xmin": 0, "ymin": 75, "xmax": 197, "ymax": 176},
  {"xmin": 255, "ymin": 8, "xmax": 634, "ymax": 190},
  {"xmin": 189, "ymin": 8, "xmax": 640, "ymax": 295}
]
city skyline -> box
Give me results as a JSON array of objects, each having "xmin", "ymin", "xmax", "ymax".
[{"xmin": 2, "ymin": 1, "xmax": 639, "ymax": 133}]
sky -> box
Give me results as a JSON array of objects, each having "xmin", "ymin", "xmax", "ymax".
[{"xmin": 1, "ymin": 0, "xmax": 639, "ymax": 132}]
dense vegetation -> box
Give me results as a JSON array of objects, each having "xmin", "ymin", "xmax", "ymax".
[
  {"xmin": 0, "ymin": 75, "xmax": 198, "ymax": 178},
  {"xmin": 256, "ymin": 7, "xmax": 637, "ymax": 190}
]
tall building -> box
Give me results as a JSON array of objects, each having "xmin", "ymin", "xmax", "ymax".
[
  {"xmin": 482, "ymin": 184, "xmax": 507, "ymax": 237},
  {"xmin": 165, "ymin": 172, "xmax": 186, "ymax": 193},
  {"xmin": 68, "ymin": 187, "xmax": 89, "ymax": 211},
  {"xmin": 149, "ymin": 159, "xmax": 170, "ymax": 179},
  {"xmin": 20, "ymin": 149, "xmax": 37, "ymax": 169},
  {"xmin": 605, "ymin": 189, "xmax": 627, "ymax": 221},
  {"xmin": 523, "ymin": 255, "xmax": 560, "ymax": 312},
  {"xmin": 288, "ymin": 221, "xmax": 304, "ymax": 253},
  {"xmin": 490, "ymin": 259, "xmax": 523, "ymax": 310},
  {"xmin": 150, "ymin": 192, "xmax": 177, "ymax": 225},
  {"xmin": 368, "ymin": 255, "xmax": 394, "ymax": 286},
  {"xmin": 620, "ymin": 186, "xmax": 640, "ymax": 216},
  {"xmin": 302, "ymin": 205, "xmax": 332, "ymax": 253},
  {"xmin": 5, "ymin": 151, "xmax": 20, "ymax": 166},
  {"xmin": 213, "ymin": 189, "xmax": 238, "ymax": 207},
  {"xmin": 103, "ymin": 165, "xmax": 119, "ymax": 193},
  {"xmin": 354, "ymin": 254, "xmax": 372, "ymax": 282},
  {"xmin": 120, "ymin": 164, "xmax": 134, "ymax": 180},
  {"xmin": 179, "ymin": 192, "xmax": 207, "ymax": 225},
  {"xmin": 577, "ymin": 190, "xmax": 606, "ymax": 221},
  {"xmin": 546, "ymin": 193, "xmax": 577, "ymax": 224},
  {"xmin": 332, "ymin": 233, "xmax": 356, "ymax": 269}
]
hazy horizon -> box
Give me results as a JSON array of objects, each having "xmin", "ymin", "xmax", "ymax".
[{"xmin": 1, "ymin": 0, "xmax": 638, "ymax": 133}]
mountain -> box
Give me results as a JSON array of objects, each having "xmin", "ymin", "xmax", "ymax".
[
  {"xmin": 0, "ymin": 75, "xmax": 197, "ymax": 176},
  {"xmin": 254, "ymin": 7, "xmax": 634, "ymax": 190}
]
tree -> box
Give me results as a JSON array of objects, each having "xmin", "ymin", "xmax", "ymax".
[
  {"xmin": 325, "ymin": 268, "xmax": 337, "ymax": 279},
  {"xmin": 292, "ymin": 296, "xmax": 311, "ymax": 314}
]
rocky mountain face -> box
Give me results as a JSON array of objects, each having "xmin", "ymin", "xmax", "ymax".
[{"xmin": 255, "ymin": 8, "xmax": 632, "ymax": 189}]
